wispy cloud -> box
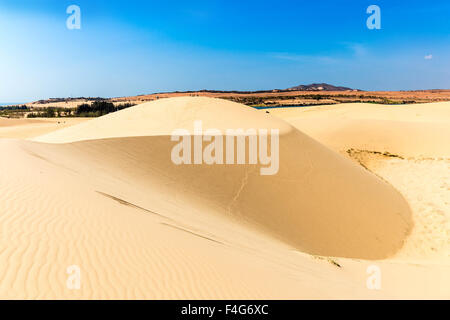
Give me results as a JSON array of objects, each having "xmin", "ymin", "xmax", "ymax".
[
  {"xmin": 347, "ymin": 43, "xmax": 368, "ymax": 57},
  {"xmin": 269, "ymin": 53, "xmax": 337, "ymax": 63},
  {"xmin": 424, "ymin": 54, "xmax": 433, "ymax": 60},
  {"xmin": 270, "ymin": 43, "xmax": 368, "ymax": 65}
]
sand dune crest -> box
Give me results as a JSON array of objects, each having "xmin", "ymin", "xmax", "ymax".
[{"xmin": 34, "ymin": 97, "xmax": 413, "ymax": 259}]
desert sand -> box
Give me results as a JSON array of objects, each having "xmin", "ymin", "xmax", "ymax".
[
  {"xmin": 0, "ymin": 97, "xmax": 448, "ymax": 299},
  {"xmin": 0, "ymin": 117, "xmax": 88, "ymax": 140}
]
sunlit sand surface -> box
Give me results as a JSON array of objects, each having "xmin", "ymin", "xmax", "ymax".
[{"xmin": 0, "ymin": 98, "xmax": 448, "ymax": 299}]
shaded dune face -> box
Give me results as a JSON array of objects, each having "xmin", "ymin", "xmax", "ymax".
[
  {"xmin": 61, "ymin": 135, "xmax": 412, "ymax": 259},
  {"xmin": 33, "ymin": 97, "xmax": 413, "ymax": 259}
]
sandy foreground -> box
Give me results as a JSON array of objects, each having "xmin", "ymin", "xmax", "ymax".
[{"xmin": 0, "ymin": 97, "xmax": 448, "ymax": 299}]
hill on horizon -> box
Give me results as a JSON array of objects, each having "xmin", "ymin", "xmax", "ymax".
[{"xmin": 287, "ymin": 83, "xmax": 359, "ymax": 91}]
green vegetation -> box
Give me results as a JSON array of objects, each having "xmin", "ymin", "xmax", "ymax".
[
  {"xmin": 0, "ymin": 105, "xmax": 29, "ymax": 118},
  {"xmin": 221, "ymin": 94, "xmax": 420, "ymax": 108},
  {"xmin": 0, "ymin": 105, "xmax": 28, "ymax": 111},
  {"xmin": 27, "ymin": 107, "xmax": 72, "ymax": 118},
  {"xmin": 26, "ymin": 101, "xmax": 136, "ymax": 118},
  {"xmin": 74, "ymin": 101, "xmax": 136, "ymax": 117}
]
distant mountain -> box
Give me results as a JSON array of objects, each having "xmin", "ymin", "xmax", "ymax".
[{"xmin": 287, "ymin": 83, "xmax": 359, "ymax": 91}]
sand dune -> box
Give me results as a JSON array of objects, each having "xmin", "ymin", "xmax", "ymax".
[
  {"xmin": 0, "ymin": 118, "xmax": 88, "ymax": 140},
  {"xmin": 271, "ymin": 102, "xmax": 450, "ymax": 262},
  {"xmin": 0, "ymin": 97, "xmax": 448, "ymax": 299},
  {"xmin": 34, "ymin": 97, "xmax": 412, "ymax": 259},
  {"xmin": 270, "ymin": 102, "xmax": 450, "ymax": 158},
  {"xmin": 0, "ymin": 118, "xmax": 48, "ymax": 127}
]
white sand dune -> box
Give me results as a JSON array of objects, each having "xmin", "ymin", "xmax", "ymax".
[
  {"xmin": 269, "ymin": 102, "xmax": 450, "ymax": 158},
  {"xmin": 0, "ymin": 118, "xmax": 87, "ymax": 140},
  {"xmin": 0, "ymin": 97, "xmax": 448, "ymax": 299},
  {"xmin": 34, "ymin": 97, "xmax": 413, "ymax": 259},
  {"xmin": 271, "ymin": 102, "xmax": 450, "ymax": 262}
]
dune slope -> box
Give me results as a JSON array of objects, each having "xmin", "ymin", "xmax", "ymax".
[
  {"xmin": 271, "ymin": 102, "xmax": 450, "ymax": 261},
  {"xmin": 33, "ymin": 97, "xmax": 412, "ymax": 259}
]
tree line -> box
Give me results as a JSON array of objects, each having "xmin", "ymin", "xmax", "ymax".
[{"xmin": 27, "ymin": 101, "xmax": 136, "ymax": 118}]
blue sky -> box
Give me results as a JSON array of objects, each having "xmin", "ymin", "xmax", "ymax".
[{"xmin": 0, "ymin": 0, "xmax": 449, "ymax": 102}]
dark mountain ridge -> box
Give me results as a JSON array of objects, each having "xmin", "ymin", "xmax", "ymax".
[{"xmin": 287, "ymin": 83, "xmax": 359, "ymax": 91}]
